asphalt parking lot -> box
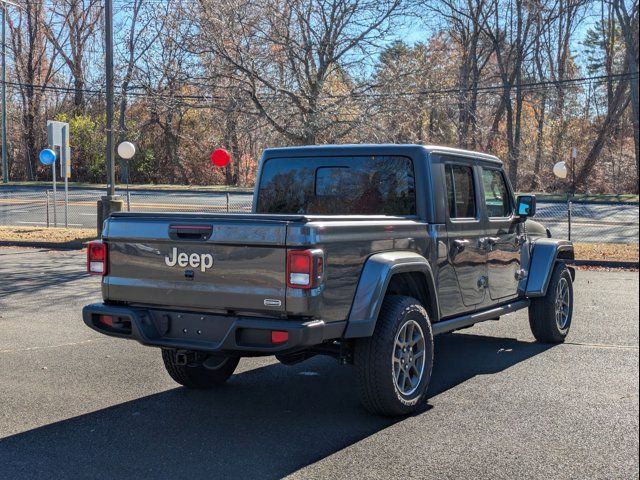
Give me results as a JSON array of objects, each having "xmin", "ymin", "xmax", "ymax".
[{"xmin": 0, "ymin": 247, "xmax": 638, "ymax": 479}]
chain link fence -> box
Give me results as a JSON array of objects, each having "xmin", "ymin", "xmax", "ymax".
[
  {"xmin": 1, "ymin": 188, "xmax": 638, "ymax": 243},
  {"xmin": 0, "ymin": 189, "xmax": 253, "ymax": 230},
  {"xmin": 534, "ymin": 201, "xmax": 639, "ymax": 243}
]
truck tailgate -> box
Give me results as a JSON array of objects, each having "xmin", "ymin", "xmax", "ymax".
[{"xmin": 102, "ymin": 213, "xmax": 298, "ymax": 313}]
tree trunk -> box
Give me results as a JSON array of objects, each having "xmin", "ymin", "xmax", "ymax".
[
  {"xmin": 117, "ymin": 95, "xmax": 129, "ymax": 183},
  {"xmin": 457, "ymin": 55, "xmax": 470, "ymax": 148},
  {"xmin": 613, "ymin": 0, "xmax": 639, "ymax": 187},
  {"xmin": 575, "ymin": 79, "xmax": 630, "ymax": 187},
  {"xmin": 532, "ymin": 93, "xmax": 547, "ymax": 190},
  {"xmin": 504, "ymin": 86, "xmax": 517, "ymax": 187},
  {"xmin": 73, "ymin": 68, "xmax": 85, "ymax": 111}
]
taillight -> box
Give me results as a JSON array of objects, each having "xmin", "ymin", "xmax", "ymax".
[
  {"xmin": 286, "ymin": 249, "xmax": 324, "ymax": 289},
  {"xmin": 87, "ymin": 241, "xmax": 107, "ymax": 275}
]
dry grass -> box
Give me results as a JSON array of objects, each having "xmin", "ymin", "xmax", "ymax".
[
  {"xmin": 574, "ymin": 242, "xmax": 639, "ymax": 262},
  {"xmin": 0, "ymin": 226, "xmax": 637, "ymax": 263},
  {"xmin": 0, "ymin": 226, "xmax": 96, "ymax": 244}
]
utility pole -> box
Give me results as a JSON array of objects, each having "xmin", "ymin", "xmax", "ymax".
[
  {"xmin": 97, "ymin": 0, "xmax": 123, "ymax": 235},
  {"xmin": 105, "ymin": 0, "xmax": 115, "ymax": 196},
  {"xmin": 0, "ymin": 0, "xmax": 17, "ymax": 184}
]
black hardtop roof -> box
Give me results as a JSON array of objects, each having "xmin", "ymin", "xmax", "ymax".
[{"xmin": 262, "ymin": 144, "xmax": 502, "ymax": 165}]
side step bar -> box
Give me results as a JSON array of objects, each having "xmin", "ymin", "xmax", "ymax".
[{"xmin": 432, "ymin": 299, "xmax": 530, "ymax": 336}]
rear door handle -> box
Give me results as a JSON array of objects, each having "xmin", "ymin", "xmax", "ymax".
[
  {"xmin": 479, "ymin": 236, "xmax": 500, "ymax": 251},
  {"xmin": 452, "ymin": 239, "xmax": 470, "ymax": 252}
]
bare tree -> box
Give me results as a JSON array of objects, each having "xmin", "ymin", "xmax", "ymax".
[
  {"xmin": 480, "ymin": 0, "xmax": 537, "ymax": 187},
  {"xmin": 611, "ymin": 0, "xmax": 639, "ymax": 178},
  {"xmin": 193, "ymin": 0, "xmax": 408, "ymax": 145},
  {"xmin": 136, "ymin": 2, "xmax": 196, "ymax": 183},
  {"xmin": 115, "ymin": 0, "xmax": 162, "ymax": 181},
  {"xmin": 428, "ymin": 0, "xmax": 493, "ymax": 148},
  {"xmin": 7, "ymin": 1, "xmax": 60, "ymax": 179},
  {"xmin": 575, "ymin": 67, "xmax": 630, "ymax": 187},
  {"xmin": 43, "ymin": 0, "xmax": 103, "ymax": 110},
  {"xmin": 543, "ymin": 0, "xmax": 585, "ymax": 167}
]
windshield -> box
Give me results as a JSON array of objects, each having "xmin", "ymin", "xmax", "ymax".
[{"xmin": 256, "ymin": 155, "xmax": 416, "ymax": 216}]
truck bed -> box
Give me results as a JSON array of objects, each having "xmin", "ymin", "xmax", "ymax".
[{"xmin": 102, "ymin": 212, "xmax": 420, "ymax": 316}]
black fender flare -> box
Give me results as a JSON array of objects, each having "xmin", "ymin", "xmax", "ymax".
[
  {"xmin": 525, "ymin": 239, "xmax": 575, "ymax": 297},
  {"xmin": 343, "ymin": 251, "xmax": 439, "ymax": 338}
]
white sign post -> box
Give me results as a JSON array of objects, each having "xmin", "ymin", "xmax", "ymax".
[
  {"xmin": 47, "ymin": 121, "xmax": 71, "ymax": 227},
  {"xmin": 117, "ymin": 141, "xmax": 136, "ymax": 211},
  {"xmin": 39, "ymin": 148, "xmax": 57, "ymax": 227},
  {"xmin": 52, "ymin": 154, "xmax": 57, "ymax": 226}
]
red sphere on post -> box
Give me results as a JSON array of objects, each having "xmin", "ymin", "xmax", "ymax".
[{"xmin": 211, "ymin": 148, "xmax": 231, "ymax": 167}]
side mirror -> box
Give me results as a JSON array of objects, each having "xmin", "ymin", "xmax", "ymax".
[{"xmin": 516, "ymin": 195, "xmax": 536, "ymax": 218}]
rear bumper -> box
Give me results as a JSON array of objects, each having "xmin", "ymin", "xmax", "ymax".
[{"xmin": 82, "ymin": 303, "xmax": 345, "ymax": 354}]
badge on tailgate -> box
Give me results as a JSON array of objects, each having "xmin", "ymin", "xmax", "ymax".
[{"xmin": 165, "ymin": 247, "xmax": 214, "ymax": 272}]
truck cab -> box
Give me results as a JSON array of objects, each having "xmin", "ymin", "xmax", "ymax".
[{"xmin": 83, "ymin": 144, "xmax": 575, "ymax": 416}]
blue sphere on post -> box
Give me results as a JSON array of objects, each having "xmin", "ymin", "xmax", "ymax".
[{"xmin": 39, "ymin": 149, "xmax": 57, "ymax": 166}]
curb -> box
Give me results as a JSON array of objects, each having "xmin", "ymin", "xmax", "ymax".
[{"xmin": 0, "ymin": 240, "xmax": 87, "ymax": 250}]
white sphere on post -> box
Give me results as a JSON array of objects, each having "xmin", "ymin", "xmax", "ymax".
[
  {"xmin": 117, "ymin": 141, "xmax": 136, "ymax": 160},
  {"xmin": 553, "ymin": 161, "xmax": 567, "ymax": 179}
]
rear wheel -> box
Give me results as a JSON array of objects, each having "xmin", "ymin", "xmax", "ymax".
[
  {"xmin": 529, "ymin": 263, "xmax": 573, "ymax": 343},
  {"xmin": 354, "ymin": 295, "xmax": 434, "ymax": 416},
  {"xmin": 161, "ymin": 349, "xmax": 239, "ymax": 388}
]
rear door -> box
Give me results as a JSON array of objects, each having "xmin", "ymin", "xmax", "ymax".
[
  {"xmin": 480, "ymin": 166, "xmax": 521, "ymax": 301},
  {"xmin": 442, "ymin": 159, "xmax": 487, "ymax": 310}
]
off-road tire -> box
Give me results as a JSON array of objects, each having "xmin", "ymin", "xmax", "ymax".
[
  {"xmin": 354, "ymin": 295, "xmax": 434, "ymax": 416},
  {"xmin": 529, "ymin": 262, "xmax": 573, "ymax": 343},
  {"xmin": 161, "ymin": 349, "xmax": 239, "ymax": 388}
]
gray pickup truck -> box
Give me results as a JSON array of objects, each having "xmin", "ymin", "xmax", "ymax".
[{"xmin": 83, "ymin": 144, "xmax": 575, "ymax": 416}]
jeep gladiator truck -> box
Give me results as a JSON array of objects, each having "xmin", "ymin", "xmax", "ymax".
[{"xmin": 83, "ymin": 145, "xmax": 575, "ymax": 416}]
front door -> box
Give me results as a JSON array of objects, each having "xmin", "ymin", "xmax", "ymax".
[
  {"xmin": 443, "ymin": 161, "xmax": 487, "ymax": 310},
  {"xmin": 480, "ymin": 167, "xmax": 521, "ymax": 301}
]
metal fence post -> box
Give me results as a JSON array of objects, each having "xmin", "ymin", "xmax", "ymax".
[
  {"xmin": 568, "ymin": 200, "xmax": 572, "ymax": 241},
  {"xmin": 46, "ymin": 190, "xmax": 50, "ymax": 228},
  {"xmin": 226, "ymin": 192, "xmax": 230, "ymax": 213}
]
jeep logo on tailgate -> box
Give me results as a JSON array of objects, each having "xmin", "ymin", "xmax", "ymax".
[{"xmin": 165, "ymin": 248, "xmax": 214, "ymax": 272}]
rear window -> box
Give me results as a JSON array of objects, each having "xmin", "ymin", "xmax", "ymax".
[{"xmin": 256, "ymin": 156, "xmax": 416, "ymax": 216}]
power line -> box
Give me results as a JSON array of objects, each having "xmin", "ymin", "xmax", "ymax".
[
  {"xmin": 2, "ymin": 71, "xmax": 638, "ymax": 102},
  {"xmin": 354, "ymin": 72, "xmax": 639, "ymax": 99}
]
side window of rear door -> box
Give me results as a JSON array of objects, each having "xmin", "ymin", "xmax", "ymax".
[{"xmin": 445, "ymin": 164, "xmax": 477, "ymax": 220}]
